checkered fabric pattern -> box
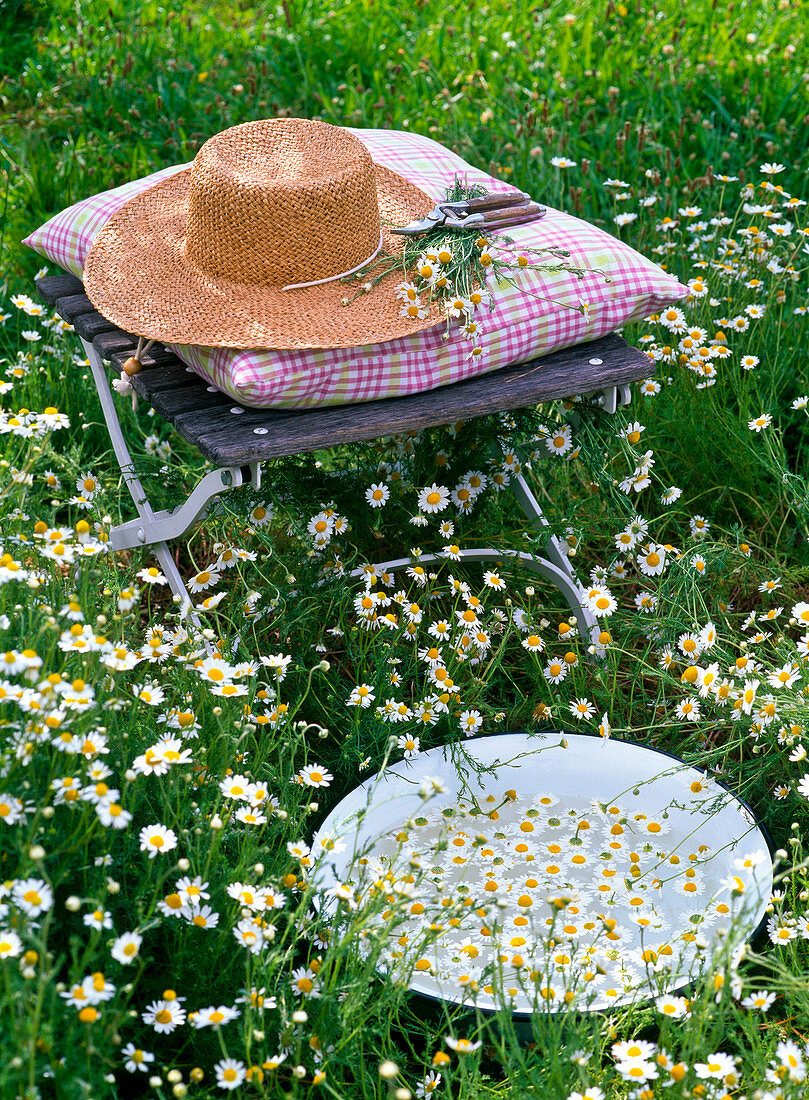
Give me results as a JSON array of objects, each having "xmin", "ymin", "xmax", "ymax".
[{"xmin": 24, "ymin": 128, "xmax": 688, "ymax": 408}]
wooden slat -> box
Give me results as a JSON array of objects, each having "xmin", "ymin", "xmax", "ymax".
[
  {"xmin": 35, "ymin": 273, "xmax": 85, "ymax": 304},
  {"xmin": 53, "ymin": 293, "xmax": 98, "ymax": 324},
  {"xmin": 189, "ymin": 333, "xmax": 653, "ymax": 465},
  {"xmin": 152, "ymin": 384, "xmax": 234, "ymax": 422},
  {"xmin": 109, "ymin": 346, "xmax": 184, "ymax": 372},
  {"xmin": 43, "ymin": 273, "xmax": 656, "ymax": 468},
  {"xmin": 92, "ymin": 330, "xmax": 141, "ymax": 361},
  {"xmin": 130, "ymin": 362, "xmax": 213, "ymax": 399},
  {"xmin": 174, "ymin": 403, "xmax": 275, "ymax": 446},
  {"xmin": 72, "ymin": 310, "xmax": 119, "ymax": 340}
]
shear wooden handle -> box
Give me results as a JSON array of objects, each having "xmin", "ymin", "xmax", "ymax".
[
  {"xmin": 478, "ymin": 202, "xmax": 546, "ymax": 227},
  {"xmin": 462, "ymin": 190, "xmax": 531, "ymax": 212}
]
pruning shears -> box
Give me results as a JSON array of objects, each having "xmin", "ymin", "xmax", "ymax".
[{"xmin": 391, "ymin": 190, "xmax": 546, "ymax": 236}]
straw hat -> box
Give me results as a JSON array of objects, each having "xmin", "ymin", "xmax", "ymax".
[{"xmin": 83, "ymin": 118, "xmax": 443, "ymax": 350}]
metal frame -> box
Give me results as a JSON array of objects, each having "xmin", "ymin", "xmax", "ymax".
[{"xmin": 83, "ymin": 336, "xmax": 631, "ymax": 647}]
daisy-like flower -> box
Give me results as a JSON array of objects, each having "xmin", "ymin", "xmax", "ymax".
[
  {"xmin": 395, "ymin": 281, "xmax": 420, "ymax": 302},
  {"xmin": 111, "ymin": 931, "xmax": 143, "ymax": 965},
  {"xmin": 694, "ymin": 1052, "xmax": 738, "ymax": 1080},
  {"xmin": 400, "ymin": 301, "xmax": 428, "ymax": 320},
  {"xmin": 768, "ymin": 662, "xmax": 800, "ymax": 689},
  {"xmin": 417, "ymin": 484, "xmax": 451, "ymax": 514},
  {"xmin": 759, "ymin": 576, "xmax": 782, "ymax": 593},
  {"xmin": 297, "ymin": 764, "xmax": 333, "ymax": 788},
  {"xmin": 569, "ymin": 698, "xmax": 596, "ymax": 720},
  {"xmin": 83, "ymin": 907, "xmax": 114, "ymax": 931},
  {"xmin": 119, "ymin": 1042, "xmax": 156, "ymax": 1078},
  {"xmin": 521, "ymin": 634, "xmax": 545, "ymax": 653},
  {"xmin": 190, "ymin": 1004, "xmax": 240, "ymax": 1029},
  {"xmin": 96, "ymin": 798, "xmax": 133, "ymax": 830},
  {"xmin": 656, "ymin": 994, "xmax": 689, "ymax": 1018},
  {"xmin": 748, "ymin": 413, "xmax": 772, "ymax": 432},
  {"xmin": 214, "ymin": 1058, "xmax": 247, "ymax": 1090},
  {"xmin": 13, "ymin": 878, "xmax": 53, "ymax": 917},
  {"xmin": 182, "ymin": 904, "xmax": 220, "ymax": 929},
  {"xmin": 0, "ymin": 931, "xmax": 23, "ymax": 959},
  {"xmin": 347, "ymin": 684, "xmax": 375, "ymax": 708},
  {"xmin": 75, "ymin": 472, "xmax": 101, "ymax": 498},
  {"xmin": 444, "ymin": 1036, "xmax": 482, "ymax": 1053},
  {"xmin": 136, "ymin": 566, "xmax": 168, "ymax": 585},
  {"xmin": 291, "ymin": 966, "xmax": 320, "ymax": 997},
  {"xmin": 483, "ymin": 570, "xmax": 506, "ymax": 591},
  {"xmin": 248, "ymin": 502, "xmax": 274, "ymax": 527},
  {"xmin": 138, "ymin": 823, "xmax": 178, "ymax": 859},
  {"xmin": 459, "ymin": 710, "xmax": 483, "ymax": 736},
  {"xmin": 131, "ymin": 682, "xmax": 165, "ymax": 706},
  {"xmin": 584, "ymin": 587, "xmax": 617, "ymax": 617},
  {"xmin": 675, "ymin": 698, "xmax": 701, "ymax": 721},
  {"xmin": 258, "ymin": 653, "xmax": 293, "ymax": 681},
  {"xmin": 546, "ymin": 425, "xmax": 573, "ymax": 455},
  {"xmin": 741, "ymin": 989, "xmax": 775, "ymax": 1011},
  {"xmin": 446, "ymin": 295, "xmax": 472, "ymax": 318},
  {"xmin": 614, "ymin": 1059, "xmax": 659, "ymax": 1083},
  {"xmin": 544, "ymin": 658, "xmax": 567, "ymax": 684},
  {"xmin": 366, "ymin": 483, "xmax": 390, "ymax": 508},
  {"xmin": 122, "ymin": 1044, "xmax": 155, "ymax": 1073},
  {"xmin": 187, "ymin": 567, "xmax": 220, "ymax": 593},
  {"xmin": 397, "ymin": 734, "xmax": 421, "ymax": 758},
  {"xmin": 637, "ymin": 544, "xmax": 667, "ymax": 576},
  {"xmin": 142, "ymin": 997, "xmax": 186, "ymax": 1033}
]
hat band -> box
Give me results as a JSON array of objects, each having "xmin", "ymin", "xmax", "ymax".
[{"xmin": 281, "ymin": 230, "xmax": 384, "ymax": 292}]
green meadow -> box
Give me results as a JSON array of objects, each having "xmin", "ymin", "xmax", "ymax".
[{"xmin": 0, "ymin": 1, "xmax": 808, "ymax": 1097}]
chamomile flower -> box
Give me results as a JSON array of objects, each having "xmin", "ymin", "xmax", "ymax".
[
  {"xmin": 544, "ymin": 658, "xmax": 567, "ymax": 683},
  {"xmin": 214, "ymin": 1058, "xmax": 247, "ymax": 1090},
  {"xmin": 121, "ymin": 1044, "xmax": 155, "ymax": 1073},
  {"xmin": 569, "ymin": 698, "xmax": 596, "ymax": 720},
  {"xmin": 136, "ymin": 566, "xmax": 168, "ymax": 585},
  {"xmin": 417, "ymin": 484, "xmax": 451, "ymax": 513},
  {"xmin": 637, "ymin": 544, "xmax": 667, "ymax": 576},
  {"xmin": 366, "ymin": 483, "xmax": 390, "ymax": 508},
  {"xmin": 138, "ymin": 823, "xmax": 178, "ymax": 859},
  {"xmin": 444, "ymin": 1035, "xmax": 483, "ymax": 1053},
  {"xmin": 297, "ymin": 764, "xmax": 333, "ymax": 788},
  {"xmin": 13, "ymin": 878, "xmax": 53, "ymax": 917},
  {"xmin": 397, "ymin": 735, "xmax": 421, "ymax": 757},
  {"xmin": 748, "ymin": 413, "xmax": 772, "ymax": 432},
  {"xmin": 111, "ymin": 931, "xmax": 143, "ymax": 965},
  {"xmin": 546, "ymin": 425, "xmax": 574, "ymax": 455},
  {"xmin": 190, "ymin": 1004, "xmax": 240, "ymax": 1029},
  {"xmin": 459, "ymin": 710, "xmax": 483, "ymax": 735},
  {"xmin": 347, "ymin": 684, "xmax": 375, "ymax": 708},
  {"xmin": 142, "ymin": 997, "xmax": 186, "ymax": 1033}
]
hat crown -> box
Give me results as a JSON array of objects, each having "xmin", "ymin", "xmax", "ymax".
[{"xmin": 184, "ymin": 119, "xmax": 381, "ymax": 288}]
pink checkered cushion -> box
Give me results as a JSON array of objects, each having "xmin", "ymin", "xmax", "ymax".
[{"xmin": 24, "ymin": 128, "xmax": 687, "ymax": 408}]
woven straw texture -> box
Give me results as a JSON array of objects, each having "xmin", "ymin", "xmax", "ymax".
[
  {"xmin": 24, "ymin": 127, "xmax": 689, "ymax": 409},
  {"xmin": 82, "ymin": 119, "xmax": 441, "ymax": 349}
]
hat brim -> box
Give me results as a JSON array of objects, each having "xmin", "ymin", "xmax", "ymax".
[{"xmin": 83, "ymin": 163, "xmax": 443, "ymax": 350}]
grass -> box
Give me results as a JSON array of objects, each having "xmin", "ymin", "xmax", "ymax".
[{"xmin": 1, "ymin": 1, "xmax": 809, "ymax": 1097}]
